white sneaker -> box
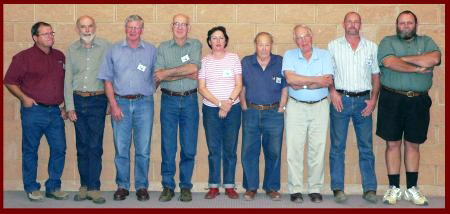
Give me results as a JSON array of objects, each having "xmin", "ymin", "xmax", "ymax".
[
  {"xmin": 27, "ymin": 190, "xmax": 43, "ymax": 202},
  {"xmin": 382, "ymin": 186, "xmax": 402, "ymax": 205},
  {"xmin": 404, "ymin": 186, "xmax": 429, "ymax": 206}
]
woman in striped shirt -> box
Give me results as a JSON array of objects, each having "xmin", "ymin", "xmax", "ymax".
[{"xmin": 198, "ymin": 26, "xmax": 242, "ymax": 200}]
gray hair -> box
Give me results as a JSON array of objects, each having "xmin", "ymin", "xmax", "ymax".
[
  {"xmin": 254, "ymin": 32, "xmax": 274, "ymax": 44},
  {"xmin": 125, "ymin": 15, "xmax": 144, "ymax": 28},
  {"xmin": 293, "ymin": 24, "xmax": 313, "ymax": 36}
]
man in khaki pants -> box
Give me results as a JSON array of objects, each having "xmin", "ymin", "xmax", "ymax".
[{"xmin": 282, "ymin": 24, "xmax": 333, "ymax": 203}]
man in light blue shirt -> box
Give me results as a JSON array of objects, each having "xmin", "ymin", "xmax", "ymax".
[
  {"xmin": 97, "ymin": 14, "xmax": 157, "ymax": 202},
  {"xmin": 282, "ymin": 24, "xmax": 333, "ymax": 204}
]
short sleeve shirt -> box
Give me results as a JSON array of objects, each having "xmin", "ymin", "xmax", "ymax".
[
  {"xmin": 377, "ymin": 35, "xmax": 441, "ymax": 91},
  {"xmin": 97, "ymin": 40, "xmax": 157, "ymax": 96},
  {"xmin": 155, "ymin": 38, "xmax": 202, "ymax": 92},
  {"xmin": 198, "ymin": 52, "xmax": 242, "ymax": 107},
  {"xmin": 241, "ymin": 53, "xmax": 286, "ymax": 104},
  {"xmin": 282, "ymin": 47, "xmax": 333, "ymax": 102},
  {"xmin": 4, "ymin": 44, "xmax": 65, "ymax": 105}
]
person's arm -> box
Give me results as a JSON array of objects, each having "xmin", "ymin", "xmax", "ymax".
[
  {"xmin": 400, "ymin": 51, "xmax": 441, "ymax": 68},
  {"xmin": 361, "ymin": 74, "xmax": 380, "ymax": 117},
  {"xmin": 154, "ymin": 63, "xmax": 198, "ymax": 82},
  {"xmin": 382, "ymin": 56, "xmax": 430, "ymax": 73},
  {"xmin": 277, "ymin": 87, "xmax": 288, "ymax": 112},
  {"xmin": 284, "ymin": 71, "xmax": 332, "ymax": 89},
  {"xmin": 104, "ymin": 81, "xmax": 123, "ymax": 121},
  {"xmin": 239, "ymin": 87, "xmax": 247, "ymax": 111},
  {"xmin": 64, "ymin": 49, "xmax": 77, "ymax": 122},
  {"xmin": 328, "ymin": 80, "xmax": 343, "ymax": 112},
  {"xmin": 4, "ymin": 84, "xmax": 36, "ymax": 107}
]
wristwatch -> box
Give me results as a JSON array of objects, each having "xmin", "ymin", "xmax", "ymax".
[
  {"xmin": 303, "ymin": 85, "xmax": 308, "ymax": 89},
  {"xmin": 218, "ymin": 101, "xmax": 222, "ymax": 107}
]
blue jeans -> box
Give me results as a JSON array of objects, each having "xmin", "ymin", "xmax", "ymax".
[
  {"xmin": 202, "ymin": 104, "xmax": 241, "ymax": 188},
  {"xmin": 73, "ymin": 94, "xmax": 107, "ymax": 190},
  {"xmin": 111, "ymin": 95, "xmax": 154, "ymax": 190},
  {"xmin": 160, "ymin": 93, "xmax": 199, "ymax": 190},
  {"xmin": 20, "ymin": 104, "xmax": 66, "ymax": 193},
  {"xmin": 329, "ymin": 94, "xmax": 377, "ymax": 192},
  {"xmin": 242, "ymin": 108, "xmax": 283, "ymax": 191}
]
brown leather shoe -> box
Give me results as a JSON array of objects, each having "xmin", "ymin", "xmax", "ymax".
[
  {"xmin": 225, "ymin": 188, "xmax": 239, "ymax": 199},
  {"xmin": 204, "ymin": 188, "xmax": 220, "ymax": 199},
  {"xmin": 244, "ymin": 190, "xmax": 257, "ymax": 201},
  {"xmin": 136, "ymin": 188, "xmax": 149, "ymax": 201},
  {"xmin": 266, "ymin": 191, "xmax": 281, "ymax": 201},
  {"xmin": 113, "ymin": 188, "xmax": 129, "ymax": 201}
]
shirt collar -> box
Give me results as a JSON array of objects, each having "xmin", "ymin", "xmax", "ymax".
[
  {"xmin": 75, "ymin": 37, "xmax": 102, "ymax": 50},
  {"xmin": 339, "ymin": 36, "xmax": 367, "ymax": 50},
  {"xmin": 250, "ymin": 53, "xmax": 276, "ymax": 67},
  {"xmin": 33, "ymin": 43, "xmax": 53, "ymax": 55},
  {"xmin": 298, "ymin": 47, "xmax": 319, "ymax": 61},
  {"xmin": 169, "ymin": 38, "xmax": 191, "ymax": 47},
  {"xmin": 121, "ymin": 39, "xmax": 145, "ymax": 48}
]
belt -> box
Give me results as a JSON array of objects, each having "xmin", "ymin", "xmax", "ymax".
[
  {"xmin": 36, "ymin": 102, "xmax": 59, "ymax": 108},
  {"xmin": 382, "ymin": 85, "xmax": 428, "ymax": 97},
  {"xmin": 74, "ymin": 90, "xmax": 105, "ymax": 97},
  {"xmin": 247, "ymin": 102, "xmax": 279, "ymax": 110},
  {"xmin": 290, "ymin": 96, "xmax": 327, "ymax": 104},
  {"xmin": 115, "ymin": 94, "xmax": 144, "ymax": 100},
  {"xmin": 161, "ymin": 88, "xmax": 197, "ymax": 96},
  {"xmin": 336, "ymin": 89, "xmax": 370, "ymax": 97}
]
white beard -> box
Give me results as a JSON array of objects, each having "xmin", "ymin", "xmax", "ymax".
[{"xmin": 81, "ymin": 34, "xmax": 95, "ymax": 44}]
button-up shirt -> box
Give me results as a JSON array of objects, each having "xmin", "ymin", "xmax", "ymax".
[
  {"xmin": 241, "ymin": 53, "xmax": 286, "ymax": 104},
  {"xmin": 282, "ymin": 47, "xmax": 333, "ymax": 102},
  {"xmin": 378, "ymin": 35, "xmax": 441, "ymax": 91},
  {"xmin": 328, "ymin": 36, "xmax": 379, "ymax": 92},
  {"xmin": 155, "ymin": 38, "xmax": 202, "ymax": 92},
  {"xmin": 4, "ymin": 44, "xmax": 65, "ymax": 105},
  {"xmin": 64, "ymin": 37, "xmax": 111, "ymax": 111},
  {"xmin": 97, "ymin": 39, "xmax": 157, "ymax": 96}
]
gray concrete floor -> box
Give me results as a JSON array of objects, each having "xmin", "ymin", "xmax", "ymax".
[{"xmin": 3, "ymin": 191, "xmax": 445, "ymax": 208}]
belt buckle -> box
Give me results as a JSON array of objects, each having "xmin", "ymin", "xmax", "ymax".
[{"xmin": 406, "ymin": 91, "xmax": 414, "ymax": 97}]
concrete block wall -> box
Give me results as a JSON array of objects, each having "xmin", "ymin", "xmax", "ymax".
[{"xmin": 3, "ymin": 4, "xmax": 445, "ymax": 196}]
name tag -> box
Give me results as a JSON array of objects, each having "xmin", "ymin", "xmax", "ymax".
[
  {"xmin": 222, "ymin": 69, "xmax": 233, "ymax": 77},
  {"xmin": 275, "ymin": 77, "xmax": 281, "ymax": 84},
  {"xmin": 181, "ymin": 54, "xmax": 190, "ymax": 63},
  {"xmin": 137, "ymin": 63, "xmax": 147, "ymax": 72}
]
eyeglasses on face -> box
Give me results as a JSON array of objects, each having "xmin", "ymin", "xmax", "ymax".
[
  {"xmin": 172, "ymin": 22, "xmax": 189, "ymax": 28},
  {"xmin": 38, "ymin": 32, "xmax": 55, "ymax": 37}
]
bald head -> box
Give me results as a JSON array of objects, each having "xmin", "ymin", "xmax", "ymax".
[
  {"xmin": 77, "ymin": 15, "xmax": 96, "ymax": 28},
  {"xmin": 173, "ymin": 14, "xmax": 190, "ymax": 24},
  {"xmin": 344, "ymin": 12, "xmax": 361, "ymax": 23}
]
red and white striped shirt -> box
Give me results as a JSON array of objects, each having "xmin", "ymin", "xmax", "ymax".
[{"xmin": 199, "ymin": 52, "xmax": 242, "ymax": 107}]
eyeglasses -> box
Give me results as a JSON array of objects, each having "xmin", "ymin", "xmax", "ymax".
[
  {"xmin": 126, "ymin": 26, "xmax": 142, "ymax": 31},
  {"xmin": 172, "ymin": 22, "xmax": 189, "ymax": 28},
  {"xmin": 38, "ymin": 32, "xmax": 55, "ymax": 37}
]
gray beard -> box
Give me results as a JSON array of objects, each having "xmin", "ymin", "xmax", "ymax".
[
  {"xmin": 397, "ymin": 28, "xmax": 417, "ymax": 40},
  {"xmin": 81, "ymin": 34, "xmax": 95, "ymax": 44}
]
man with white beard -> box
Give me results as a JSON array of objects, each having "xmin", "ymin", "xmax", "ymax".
[{"xmin": 64, "ymin": 15, "xmax": 111, "ymax": 204}]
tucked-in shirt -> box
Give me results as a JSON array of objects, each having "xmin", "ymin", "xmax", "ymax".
[
  {"xmin": 64, "ymin": 37, "xmax": 111, "ymax": 111},
  {"xmin": 97, "ymin": 39, "xmax": 157, "ymax": 96},
  {"xmin": 198, "ymin": 52, "xmax": 242, "ymax": 107},
  {"xmin": 328, "ymin": 36, "xmax": 380, "ymax": 92},
  {"xmin": 282, "ymin": 47, "xmax": 333, "ymax": 102},
  {"xmin": 378, "ymin": 35, "xmax": 441, "ymax": 91},
  {"xmin": 241, "ymin": 53, "xmax": 286, "ymax": 104},
  {"xmin": 155, "ymin": 38, "xmax": 202, "ymax": 92},
  {"xmin": 4, "ymin": 44, "xmax": 65, "ymax": 105}
]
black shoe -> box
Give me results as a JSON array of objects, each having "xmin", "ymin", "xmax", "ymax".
[
  {"xmin": 159, "ymin": 187, "xmax": 174, "ymax": 202},
  {"xmin": 179, "ymin": 188, "xmax": 192, "ymax": 202},
  {"xmin": 113, "ymin": 188, "xmax": 129, "ymax": 201},
  {"xmin": 136, "ymin": 188, "xmax": 149, "ymax": 201},
  {"xmin": 308, "ymin": 193, "xmax": 323, "ymax": 203},
  {"xmin": 290, "ymin": 193, "xmax": 303, "ymax": 203}
]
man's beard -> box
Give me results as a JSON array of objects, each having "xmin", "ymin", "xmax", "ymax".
[
  {"xmin": 81, "ymin": 33, "xmax": 95, "ymax": 43},
  {"xmin": 397, "ymin": 26, "xmax": 417, "ymax": 40}
]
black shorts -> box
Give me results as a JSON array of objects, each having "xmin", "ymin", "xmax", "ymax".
[{"xmin": 376, "ymin": 87, "xmax": 432, "ymax": 144}]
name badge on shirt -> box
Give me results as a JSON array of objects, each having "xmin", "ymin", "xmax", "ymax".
[
  {"xmin": 222, "ymin": 69, "xmax": 233, "ymax": 77},
  {"xmin": 275, "ymin": 77, "xmax": 281, "ymax": 84},
  {"xmin": 137, "ymin": 63, "xmax": 147, "ymax": 72},
  {"xmin": 181, "ymin": 54, "xmax": 190, "ymax": 63}
]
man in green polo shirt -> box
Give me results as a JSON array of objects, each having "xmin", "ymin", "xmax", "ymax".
[
  {"xmin": 153, "ymin": 14, "xmax": 202, "ymax": 202},
  {"xmin": 377, "ymin": 10, "xmax": 441, "ymax": 206}
]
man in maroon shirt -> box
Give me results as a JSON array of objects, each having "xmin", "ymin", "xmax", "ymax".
[{"xmin": 4, "ymin": 21, "xmax": 68, "ymax": 202}]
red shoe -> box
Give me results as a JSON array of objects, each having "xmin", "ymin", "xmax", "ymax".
[
  {"xmin": 225, "ymin": 188, "xmax": 239, "ymax": 199},
  {"xmin": 204, "ymin": 188, "xmax": 220, "ymax": 199}
]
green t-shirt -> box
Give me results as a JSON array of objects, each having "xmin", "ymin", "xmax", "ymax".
[{"xmin": 377, "ymin": 35, "xmax": 441, "ymax": 91}]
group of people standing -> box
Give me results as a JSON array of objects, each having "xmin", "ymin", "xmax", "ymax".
[{"xmin": 4, "ymin": 9, "xmax": 440, "ymax": 207}]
